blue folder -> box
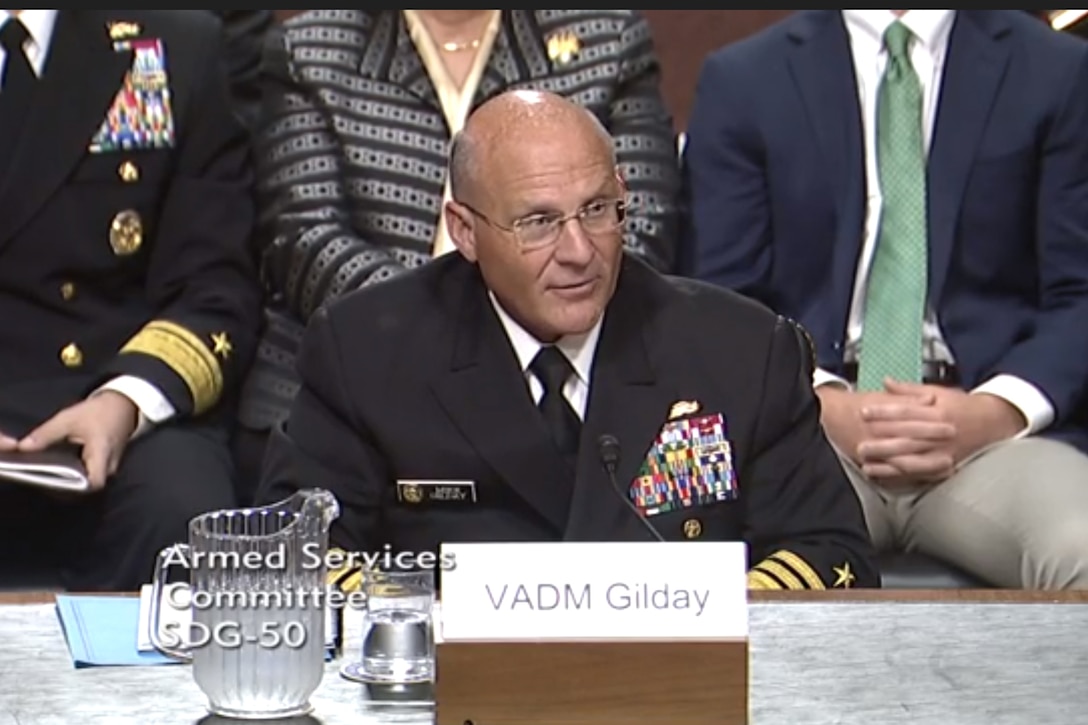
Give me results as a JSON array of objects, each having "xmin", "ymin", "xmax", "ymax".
[
  {"xmin": 55, "ymin": 595, "xmax": 178, "ymax": 668},
  {"xmin": 55, "ymin": 594, "xmax": 338, "ymax": 668}
]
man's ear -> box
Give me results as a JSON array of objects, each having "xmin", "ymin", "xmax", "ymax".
[
  {"xmin": 614, "ymin": 167, "xmax": 627, "ymax": 196},
  {"xmin": 445, "ymin": 200, "xmax": 478, "ymax": 262}
]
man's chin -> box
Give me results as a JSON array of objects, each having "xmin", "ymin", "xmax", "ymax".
[{"xmin": 551, "ymin": 304, "xmax": 605, "ymax": 337}]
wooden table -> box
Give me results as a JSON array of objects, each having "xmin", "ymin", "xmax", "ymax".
[{"xmin": 1, "ymin": 590, "xmax": 1086, "ymax": 724}]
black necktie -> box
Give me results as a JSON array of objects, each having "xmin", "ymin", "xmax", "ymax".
[
  {"xmin": 0, "ymin": 18, "xmax": 35, "ymax": 169},
  {"xmin": 530, "ymin": 346, "xmax": 582, "ymax": 466}
]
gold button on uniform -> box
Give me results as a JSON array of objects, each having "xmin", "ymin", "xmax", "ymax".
[
  {"xmin": 118, "ymin": 161, "xmax": 139, "ymax": 183},
  {"xmin": 109, "ymin": 209, "xmax": 143, "ymax": 256},
  {"xmin": 60, "ymin": 343, "xmax": 83, "ymax": 368},
  {"xmin": 60, "ymin": 282, "xmax": 76, "ymax": 301},
  {"xmin": 682, "ymin": 519, "xmax": 703, "ymax": 540}
]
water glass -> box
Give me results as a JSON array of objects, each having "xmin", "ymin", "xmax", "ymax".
[{"xmin": 358, "ymin": 569, "xmax": 436, "ymax": 684}]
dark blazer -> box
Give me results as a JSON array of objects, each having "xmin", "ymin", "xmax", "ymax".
[
  {"xmin": 681, "ymin": 10, "xmax": 1088, "ymax": 449},
  {"xmin": 258, "ymin": 253, "xmax": 880, "ymax": 590},
  {"xmin": 238, "ymin": 9, "xmax": 681, "ymax": 430},
  {"xmin": 207, "ymin": 10, "xmax": 275, "ymax": 130},
  {"xmin": 0, "ymin": 10, "xmax": 259, "ymax": 423}
]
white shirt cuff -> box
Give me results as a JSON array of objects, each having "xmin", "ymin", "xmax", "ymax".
[
  {"xmin": 814, "ymin": 367, "xmax": 853, "ymax": 391},
  {"xmin": 93, "ymin": 376, "xmax": 177, "ymax": 439},
  {"xmin": 970, "ymin": 374, "xmax": 1055, "ymax": 438}
]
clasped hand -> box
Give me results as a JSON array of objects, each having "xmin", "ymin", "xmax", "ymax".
[
  {"xmin": 821, "ymin": 379, "xmax": 1025, "ymax": 485},
  {"xmin": 0, "ymin": 391, "xmax": 139, "ymax": 491}
]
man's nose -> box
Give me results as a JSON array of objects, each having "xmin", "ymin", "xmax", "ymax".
[{"xmin": 552, "ymin": 217, "xmax": 596, "ymax": 264}]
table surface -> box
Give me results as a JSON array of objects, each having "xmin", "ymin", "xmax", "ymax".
[{"xmin": 1, "ymin": 590, "xmax": 1086, "ymax": 724}]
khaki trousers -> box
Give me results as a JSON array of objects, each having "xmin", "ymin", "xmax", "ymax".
[{"xmin": 839, "ymin": 437, "xmax": 1088, "ymax": 589}]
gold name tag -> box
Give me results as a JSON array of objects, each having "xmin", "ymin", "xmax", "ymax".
[{"xmin": 396, "ymin": 480, "xmax": 477, "ymax": 505}]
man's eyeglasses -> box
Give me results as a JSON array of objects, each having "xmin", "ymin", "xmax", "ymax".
[{"xmin": 460, "ymin": 198, "xmax": 628, "ymax": 250}]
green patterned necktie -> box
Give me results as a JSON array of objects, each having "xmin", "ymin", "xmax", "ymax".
[{"xmin": 856, "ymin": 20, "xmax": 928, "ymax": 391}]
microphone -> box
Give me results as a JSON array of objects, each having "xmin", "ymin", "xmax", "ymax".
[{"xmin": 597, "ymin": 434, "xmax": 665, "ymax": 543}]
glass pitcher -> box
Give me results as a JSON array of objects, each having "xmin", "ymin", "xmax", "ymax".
[{"xmin": 149, "ymin": 489, "xmax": 340, "ymax": 720}]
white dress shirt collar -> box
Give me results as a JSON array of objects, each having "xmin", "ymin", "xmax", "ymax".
[
  {"xmin": 489, "ymin": 291, "xmax": 602, "ymax": 388},
  {"xmin": 0, "ymin": 9, "xmax": 58, "ymax": 76},
  {"xmin": 842, "ymin": 10, "xmax": 956, "ymax": 55}
]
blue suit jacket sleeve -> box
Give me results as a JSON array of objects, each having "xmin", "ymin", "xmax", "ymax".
[{"xmin": 989, "ymin": 51, "xmax": 1088, "ymax": 420}]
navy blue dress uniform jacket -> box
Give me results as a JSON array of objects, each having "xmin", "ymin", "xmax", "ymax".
[
  {"xmin": 0, "ymin": 10, "xmax": 260, "ymax": 421},
  {"xmin": 258, "ymin": 254, "xmax": 880, "ymax": 591}
]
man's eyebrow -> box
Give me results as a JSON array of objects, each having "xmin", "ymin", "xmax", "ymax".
[{"xmin": 512, "ymin": 179, "xmax": 617, "ymax": 219}]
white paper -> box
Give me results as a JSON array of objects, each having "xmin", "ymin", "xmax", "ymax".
[
  {"xmin": 137, "ymin": 583, "xmax": 191, "ymax": 651},
  {"xmin": 0, "ymin": 463, "xmax": 88, "ymax": 491}
]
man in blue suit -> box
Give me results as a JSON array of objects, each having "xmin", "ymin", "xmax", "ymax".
[{"xmin": 682, "ymin": 10, "xmax": 1088, "ymax": 588}]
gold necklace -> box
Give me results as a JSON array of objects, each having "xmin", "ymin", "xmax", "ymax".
[{"xmin": 441, "ymin": 38, "xmax": 481, "ymax": 53}]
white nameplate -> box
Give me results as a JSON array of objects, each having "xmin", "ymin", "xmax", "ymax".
[{"xmin": 438, "ymin": 541, "xmax": 748, "ymax": 642}]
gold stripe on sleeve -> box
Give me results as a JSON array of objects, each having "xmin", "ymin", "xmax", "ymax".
[
  {"xmin": 770, "ymin": 550, "xmax": 827, "ymax": 590},
  {"xmin": 747, "ymin": 569, "xmax": 782, "ymax": 590},
  {"xmin": 753, "ymin": 559, "xmax": 806, "ymax": 590},
  {"xmin": 120, "ymin": 320, "xmax": 223, "ymax": 414}
]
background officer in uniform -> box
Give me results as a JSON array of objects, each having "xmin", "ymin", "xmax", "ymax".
[
  {"xmin": 259, "ymin": 90, "xmax": 878, "ymax": 592},
  {"xmin": 0, "ymin": 10, "xmax": 260, "ymax": 591}
]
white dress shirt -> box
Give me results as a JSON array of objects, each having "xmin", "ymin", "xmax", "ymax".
[
  {"xmin": 816, "ymin": 9, "xmax": 1053, "ymax": 437},
  {"xmin": 1, "ymin": 9, "xmax": 175, "ymax": 436},
  {"xmin": 490, "ymin": 292, "xmax": 602, "ymax": 420}
]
